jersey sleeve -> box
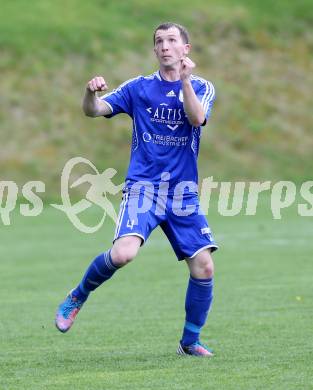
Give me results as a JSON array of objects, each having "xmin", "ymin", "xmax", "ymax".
[
  {"xmin": 100, "ymin": 77, "xmax": 140, "ymax": 118},
  {"xmin": 196, "ymin": 80, "xmax": 216, "ymax": 124}
]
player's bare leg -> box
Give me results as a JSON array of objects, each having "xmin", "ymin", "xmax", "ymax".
[
  {"xmin": 186, "ymin": 249, "xmax": 214, "ymax": 279},
  {"xmin": 110, "ymin": 235, "xmax": 142, "ymax": 267}
]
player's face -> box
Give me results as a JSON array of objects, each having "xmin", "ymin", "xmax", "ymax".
[{"xmin": 154, "ymin": 27, "xmax": 190, "ymax": 68}]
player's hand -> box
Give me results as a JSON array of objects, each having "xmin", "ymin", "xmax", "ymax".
[
  {"xmin": 86, "ymin": 76, "xmax": 108, "ymax": 93},
  {"xmin": 179, "ymin": 57, "xmax": 195, "ymax": 81}
]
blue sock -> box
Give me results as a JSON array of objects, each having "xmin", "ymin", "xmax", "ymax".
[
  {"xmin": 72, "ymin": 250, "xmax": 118, "ymax": 302},
  {"xmin": 181, "ymin": 276, "xmax": 214, "ymax": 346}
]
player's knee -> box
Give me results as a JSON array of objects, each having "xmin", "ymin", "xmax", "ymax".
[
  {"xmin": 188, "ymin": 250, "xmax": 214, "ymax": 279},
  {"xmin": 111, "ymin": 236, "xmax": 141, "ymax": 267},
  {"xmin": 111, "ymin": 246, "xmax": 136, "ymax": 266},
  {"xmin": 201, "ymin": 254, "xmax": 214, "ymax": 278},
  {"xmin": 193, "ymin": 263, "xmax": 214, "ymax": 279},
  {"xmin": 201, "ymin": 262, "xmax": 214, "ymax": 278}
]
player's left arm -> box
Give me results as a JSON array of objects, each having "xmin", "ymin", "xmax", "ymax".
[{"xmin": 180, "ymin": 57, "xmax": 206, "ymax": 127}]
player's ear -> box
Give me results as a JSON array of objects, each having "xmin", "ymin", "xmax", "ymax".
[{"xmin": 184, "ymin": 43, "xmax": 191, "ymax": 55}]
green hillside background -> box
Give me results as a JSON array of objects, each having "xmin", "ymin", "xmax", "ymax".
[{"xmin": 1, "ymin": 0, "xmax": 312, "ymax": 199}]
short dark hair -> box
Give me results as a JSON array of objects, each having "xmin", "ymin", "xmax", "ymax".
[{"xmin": 153, "ymin": 22, "xmax": 190, "ymax": 44}]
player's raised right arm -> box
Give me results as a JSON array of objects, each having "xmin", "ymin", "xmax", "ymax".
[{"xmin": 82, "ymin": 76, "xmax": 112, "ymax": 117}]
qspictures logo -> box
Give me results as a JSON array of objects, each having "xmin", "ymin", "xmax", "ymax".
[
  {"xmin": 51, "ymin": 157, "xmax": 124, "ymax": 233},
  {"xmin": 0, "ymin": 157, "xmax": 312, "ymax": 233}
]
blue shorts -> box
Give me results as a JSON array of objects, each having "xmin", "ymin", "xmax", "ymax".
[{"xmin": 113, "ymin": 188, "xmax": 218, "ymax": 260}]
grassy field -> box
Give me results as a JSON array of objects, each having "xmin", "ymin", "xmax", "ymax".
[{"xmin": 0, "ymin": 195, "xmax": 312, "ymax": 389}]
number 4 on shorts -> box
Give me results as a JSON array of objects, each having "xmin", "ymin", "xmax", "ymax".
[{"xmin": 126, "ymin": 219, "xmax": 135, "ymax": 230}]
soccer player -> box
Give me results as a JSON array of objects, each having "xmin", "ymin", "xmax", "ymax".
[{"xmin": 55, "ymin": 22, "xmax": 218, "ymax": 357}]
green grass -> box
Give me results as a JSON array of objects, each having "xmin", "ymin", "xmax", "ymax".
[{"xmin": 0, "ymin": 195, "xmax": 312, "ymax": 389}]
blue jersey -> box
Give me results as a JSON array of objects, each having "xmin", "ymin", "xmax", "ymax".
[{"xmin": 101, "ymin": 71, "xmax": 215, "ymax": 194}]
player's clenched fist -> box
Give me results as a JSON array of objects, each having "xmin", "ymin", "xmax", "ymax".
[{"xmin": 87, "ymin": 76, "xmax": 108, "ymax": 92}]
